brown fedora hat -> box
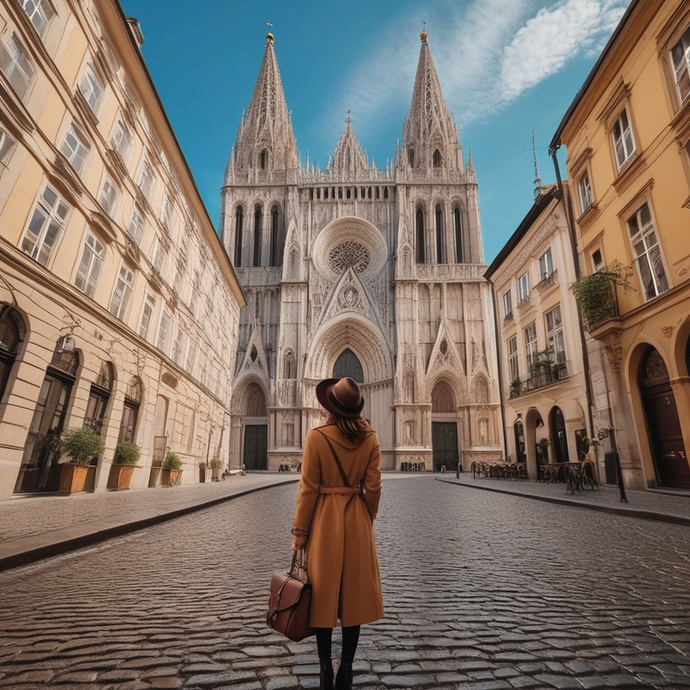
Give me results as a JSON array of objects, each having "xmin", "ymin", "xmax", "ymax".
[{"xmin": 316, "ymin": 377, "xmax": 365, "ymax": 418}]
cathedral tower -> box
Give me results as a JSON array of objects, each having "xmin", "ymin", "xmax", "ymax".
[{"xmin": 222, "ymin": 31, "xmax": 502, "ymax": 472}]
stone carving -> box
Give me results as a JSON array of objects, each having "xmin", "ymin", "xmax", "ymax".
[{"xmin": 329, "ymin": 241, "xmax": 370, "ymax": 274}]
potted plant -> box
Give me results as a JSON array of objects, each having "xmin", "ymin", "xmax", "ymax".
[
  {"xmin": 59, "ymin": 426, "xmax": 105, "ymax": 494},
  {"xmin": 210, "ymin": 457, "xmax": 223, "ymax": 482},
  {"xmin": 509, "ymin": 378, "xmax": 522, "ymax": 399},
  {"xmin": 108, "ymin": 442, "xmax": 140, "ymax": 491},
  {"xmin": 198, "ymin": 461, "xmax": 207, "ymax": 483},
  {"xmin": 162, "ymin": 451, "xmax": 183, "ymax": 487}
]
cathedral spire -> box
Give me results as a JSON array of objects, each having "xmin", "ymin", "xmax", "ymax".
[
  {"xmin": 401, "ymin": 30, "xmax": 462, "ymax": 171},
  {"xmin": 228, "ymin": 32, "xmax": 299, "ymax": 175},
  {"xmin": 327, "ymin": 114, "xmax": 369, "ymax": 179}
]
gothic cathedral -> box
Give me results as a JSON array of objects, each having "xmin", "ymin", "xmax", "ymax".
[{"xmin": 221, "ymin": 31, "xmax": 502, "ymax": 471}]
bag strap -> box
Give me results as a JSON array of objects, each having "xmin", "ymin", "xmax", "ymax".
[{"xmin": 316, "ymin": 429, "xmax": 350, "ymax": 488}]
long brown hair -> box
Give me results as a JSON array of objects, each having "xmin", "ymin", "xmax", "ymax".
[{"xmin": 325, "ymin": 412, "xmax": 373, "ymax": 444}]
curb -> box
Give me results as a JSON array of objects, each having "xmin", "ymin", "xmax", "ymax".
[
  {"xmin": 0, "ymin": 478, "xmax": 300, "ymax": 573},
  {"xmin": 435, "ymin": 477, "xmax": 690, "ymax": 527}
]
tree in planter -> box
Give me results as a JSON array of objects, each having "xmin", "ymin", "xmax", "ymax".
[
  {"xmin": 570, "ymin": 261, "xmax": 634, "ymax": 331},
  {"xmin": 59, "ymin": 426, "xmax": 105, "ymax": 494},
  {"xmin": 109, "ymin": 442, "xmax": 141, "ymax": 491},
  {"xmin": 163, "ymin": 451, "xmax": 183, "ymax": 487},
  {"xmin": 210, "ymin": 457, "xmax": 223, "ymax": 481}
]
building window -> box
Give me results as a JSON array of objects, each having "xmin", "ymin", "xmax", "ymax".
[
  {"xmin": 577, "ymin": 172, "xmax": 593, "ymax": 213},
  {"xmin": 138, "ymin": 293, "xmax": 156, "ymax": 340},
  {"xmin": 234, "ymin": 206, "xmax": 243, "ymax": 267},
  {"xmin": 0, "ymin": 35, "xmax": 35, "ymax": 100},
  {"xmin": 270, "ymin": 205, "xmax": 279, "ymax": 266},
  {"xmin": 171, "ymin": 324, "xmax": 185, "ymax": 365},
  {"xmin": 79, "ymin": 63, "xmax": 104, "ymax": 113},
  {"xmin": 20, "ymin": 0, "xmax": 55, "ymax": 37},
  {"xmin": 109, "ymin": 265, "xmax": 134, "ymax": 320},
  {"xmin": 0, "ymin": 128, "xmax": 16, "ymax": 167},
  {"xmin": 138, "ymin": 161, "xmax": 154, "ymax": 199},
  {"xmin": 538, "ymin": 248, "xmax": 553, "ymax": 281},
  {"xmin": 524, "ymin": 321, "xmax": 538, "ymax": 373},
  {"xmin": 518, "ymin": 271, "xmax": 529, "ymax": 303},
  {"xmin": 415, "ymin": 208, "xmax": 425, "ymax": 263},
  {"xmin": 452, "ymin": 206, "xmax": 463, "ymax": 263},
  {"xmin": 253, "ymin": 206, "xmax": 262, "ymax": 267},
  {"xmin": 110, "ymin": 119, "xmax": 131, "ymax": 160},
  {"xmin": 186, "ymin": 339, "xmax": 197, "ymax": 374},
  {"xmin": 20, "ymin": 185, "xmax": 69, "ymax": 266},
  {"xmin": 627, "ymin": 203, "xmax": 669, "ymax": 301},
  {"xmin": 74, "ymin": 233, "xmax": 105, "ymax": 298},
  {"xmin": 172, "ymin": 263, "xmax": 183, "ymax": 294},
  {"xmin": 152, "ymin": 237, "xmax": 165, "ymax": 273},
  {"xmin": 0, "ymin": 305, "xmax": 26, "ymax": 409},
  {"xmin": 156, "ymin": 306, "xmax": 171, "ymax": 353},
  {"xmin": 545, "ymin": 305, "xmax": 565, "ymax": 364},
  {"xmin": 127, "ymin": 206, "xmax": 144, "ymax": 245},
  {"xmin": 502, "ymin": 290, "xmax": 512, "ymax": 320},
  {"xmin": 671, "ymin": 26, "xmax": 690, "ymax": 106},
  {"xmin": 161, "ymin": 195, "xmax": 173, "ymax": 229},
  {"xmin": 591, "ymin": 249, "xmax": 604, "ymax": 272},
  {"xmin": 612, "ymin": 108, "xmax": 635, "ymax": 171},
  {"xmin": 435, "ymin": 204, "xmax": 444, "ymax": 263},
  {"xmin": 507, "ymin": 336, "xmax": 519, "ymax": 383},
  {"xmin": 433, "ymin": 149, "xmax": 442, "ymax": 167},
  {"xmin": 98, "ymin": 175, "xmax": 120, "ymax": 217},
  {"xmin": 60, "ymin": 125, "xmax": 91, "ymax": 174},
  {"xmin": 333, "ymin": 348, "xmax": 364, "ymax": 383},
  {"xmin": 118, "ymin": 376, "xmax": 142, "ymax": 444}
]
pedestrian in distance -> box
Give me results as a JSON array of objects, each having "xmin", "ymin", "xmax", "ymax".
[{"xmin": 292, "ymin": 376, "xmax": 384, "ymax": 690}]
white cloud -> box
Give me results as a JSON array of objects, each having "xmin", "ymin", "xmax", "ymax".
[{"xmin": 319, "ymin": 0, "xmax": 629, "ymax": 143}]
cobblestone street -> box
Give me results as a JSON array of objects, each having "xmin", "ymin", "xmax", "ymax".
[{"xmin": 0, "ymin": 475, "xmax": 689, "ymax": 689}]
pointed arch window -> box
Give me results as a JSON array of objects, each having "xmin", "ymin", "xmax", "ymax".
[
  {"xmin": 253, "ymin": 205, "xmax": 262, "ymax": 267},
  {"xmin": 435, "ymin": 204, "xmax": 445, "ymax": 263},
  {"xmin": 408, "ymin": 148, "xmax": 414, "ymax": 166},
  {"xmin": 269, "ymin": 205, "xmax": 280, "ymax": 267},
  {"xmin": 453, "ymin": 206, "xmax": 464, "ymax": 263},
  {"xmin": 234, "ymin": 206, "xmax": 243, "ymax": 267},
  {"xmin": 416, "ymin": 207, "xmax": 425, "ymax": 264},
  {"xmin": 333, "ymin": 348, "xmax": 364, "ymax": 383},
  {"xmin": 259, "ymin": 149, "xmax": 267, "ymax": 170},
  {"xmin": 284, "ymin": 349, "xmax": 295, "ymax": 379},
  {"xmin": 433, "ymin": 149, "xmax": 442, "ymax": 167}
]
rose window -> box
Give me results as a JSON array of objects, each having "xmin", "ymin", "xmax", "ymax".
[{"xmin": 328, "ymin": 241, "xmax": 370, "ymax": 274}]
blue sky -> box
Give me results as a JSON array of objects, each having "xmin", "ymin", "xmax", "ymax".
[{"xmin": 119, "ymin": 0, "xmax": 630, "ymax": 263}]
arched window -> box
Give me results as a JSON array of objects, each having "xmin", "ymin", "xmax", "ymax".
[
  {"xmin": 85, "ymin": 361, "xmax": 114, "ymax": 435},
  {"xmin": 253, "ymin": 205, "xmax": 262, "ymax": 267},
  {"xmin": 453, "ymin": 206, "xmax": 464, "ymax": 263},
  {"xmin": 259, "ymin": 149, "xmax": 267, "ymax": 169},
  {"xmin": 408, "ymin": 148, "xmax": 414, "ymax": 166},
  {"xmin": 234, "ymin": 206, "xmax": 243, "ymax": 267},
  {"xmin": 269, "ymin": 205, "xmax": 280, "ymax": 267},
  {"xmin": 435, "ymin": 204, "xmax": 444, "ymax": 263},
  {"xmin": 431, "ymin": 380, "xmax": 455, "ymax": 413},
  {"xmin": 416, "ymin": 208, "xmax": 425, "ymax": 264},
  {"xmin": 0, "ymin": 305, "xmax": 26, "ymax": 409},
  {"xmin": 119, "ymin": 376, "xmax": 142, "ymax": 443},
  {"xmin": 333, "ymin": 348, "xmax": 364, "ymax": 383},
  {"xmin": 284, "ymin": 349, "xmax": 295, "ymax": 379},
  {"xmin": 433, "ymin": 149, "xmax": 442, "ymax": 167}
]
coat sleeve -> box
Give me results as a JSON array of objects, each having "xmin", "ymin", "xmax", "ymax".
[
  {"xmin": 363, "ymin": 435, "xmax": 382, "ymax": 520},
  {"xmin": 292, "ymin": 431, "xmax": 320, "ymax": 535}
]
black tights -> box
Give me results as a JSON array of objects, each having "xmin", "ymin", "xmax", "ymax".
[{"xmin": 315, "ymin": 626, "xmax": 360, "ymax": 661}]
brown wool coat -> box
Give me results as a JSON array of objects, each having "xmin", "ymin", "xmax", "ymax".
[{"xmin": 293, "ymin": 424, "xmax": 384, "ymax": 628}]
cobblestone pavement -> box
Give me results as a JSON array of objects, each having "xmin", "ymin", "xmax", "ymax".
[
  {"xmin": 0, "ymin": 475, "xmax": 689, "ymax": 689},
  {"xmin": 441, "ymin": 474, "xmax": 690, "ymax": 523}
]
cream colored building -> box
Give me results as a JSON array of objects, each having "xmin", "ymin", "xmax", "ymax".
[
  {"xmin": 550, "ymin": 0, "xmax": 690, "ymax": 489},
  {"xmin": 0, "ymin": 0, "xmax": 244, "ymax": 501},
  {"xmin": 486, "ymin": 184, "xmax": 593, "ymax": 480}
]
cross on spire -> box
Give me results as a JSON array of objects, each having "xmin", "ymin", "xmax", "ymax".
[{"xmin": 266, "ymin": 19, "xmax": 273, "ymax": 29}]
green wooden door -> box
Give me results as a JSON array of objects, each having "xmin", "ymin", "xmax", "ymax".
[
  {"xmin": 243, "ymin": 424, "xmax": 268, "ymax": 470},
  {"xmin": 432, "ymin": 422, "xmax": 458, "ymax": 472}
]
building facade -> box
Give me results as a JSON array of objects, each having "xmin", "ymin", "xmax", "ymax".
[
  {"xmin": 0, "ymin": 0, "xmax": 244, "ymax": 501},
  {"xmin": 550, "ymin": 0, "xmax": 690, "ymax": 489},
  {"xmin": 221, "ymin": 31, "xmax": 502, "ymax": 471},
  {"xmin": 486, "ymin": 185, "xmax": 594, "ymax": 481}
]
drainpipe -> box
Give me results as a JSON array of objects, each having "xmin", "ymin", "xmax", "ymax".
[
  {"xmin": 549, "ymin": 146, "xmax": 599, "ymax": 480},
  {"xmin": 486, "ymin": 275, "xmax": 509, "ymax": 462}
]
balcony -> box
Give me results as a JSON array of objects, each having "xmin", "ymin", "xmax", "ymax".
[
  {"xmin": 503, "ymin": 310, "xmax": 514, "ymax": 325},
  {"xmin": 570, "ymin": 267, "xmax": 625, "ymax": 334},
  {"xmin": 535, "ymin": 269, "xmax": 559, "ymax": 294},
  {"xmin": 508, "ymin": 354, "xmax": 568, "ymax": 399}
]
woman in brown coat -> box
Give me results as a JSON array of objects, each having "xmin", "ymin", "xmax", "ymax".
[{"xmin": 292, "ymin": 377, "xmax": 384, "ymax": 690}]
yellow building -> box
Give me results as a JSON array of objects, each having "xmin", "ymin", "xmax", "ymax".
[
  {"xmin": 0, "ymin": 0, "xmax": 244, "ymax": 500},
  {"xmin": 550, "ymin": 0, "xmax": 690, "ymax": 489}
]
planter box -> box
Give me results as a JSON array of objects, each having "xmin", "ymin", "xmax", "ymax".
[
  {"xmin": 59, "ymin": 463, "xmax": 89, "ymax": 494},
  {"xmin": 108, "ymin": 464, "xmax": 137, "ymax": 491},
  {"xmin": 212, "ymin": 467, "xmax": 222, "ymax": 482},
  {"xmin": 161, "ymin": 468, "xmax": 181, "ymax": 487}
]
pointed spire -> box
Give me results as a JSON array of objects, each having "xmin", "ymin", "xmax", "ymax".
[
  {"xmin": 401, "ymin": 30, "xmax": 461, "ymax": 171},
  {"xmin": 228, "ymin": 32, "xmax": 299, "ymax": 175},
  {"xmin": 327, "ymin": 114, "xmax": 369, "ymax": 179},
  {"xmin": 466, "ymin": 150, "xmax": 476, "ymax": 182},
  {"xmin": 532, "ymin": 128, "xmax": 543, "ymax": 199}
]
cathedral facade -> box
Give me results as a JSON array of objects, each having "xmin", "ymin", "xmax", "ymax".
[{"xmin": 221, "ymin": 31, "xmax": 502, "ymax": 471}]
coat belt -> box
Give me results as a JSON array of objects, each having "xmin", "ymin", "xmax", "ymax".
[{"xmin": 319, "ymin": 486, "xmax": 363, "ymax": 495}]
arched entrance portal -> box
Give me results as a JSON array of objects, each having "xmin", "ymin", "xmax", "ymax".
[
  {"xmin": 243, "ymin": 382, "xmax": 268, "ymax": 470},
  {"xmin": 639, "ymin": 347, "xmax": 689, "ymax": 488},
  {"xmin": 550, "ymin": 406, "xmax": 569, "ymax": 464},
  {"xmin": 514, "ymin": 420, "xmax": 526, "ymax": 465},
  {"xmin": 333, "ymin": 348, "xmax": 364, "ymax": 383},
  {"xmin": 431, "ymin": 380, "xmax": 458, "ymax": 472}
]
